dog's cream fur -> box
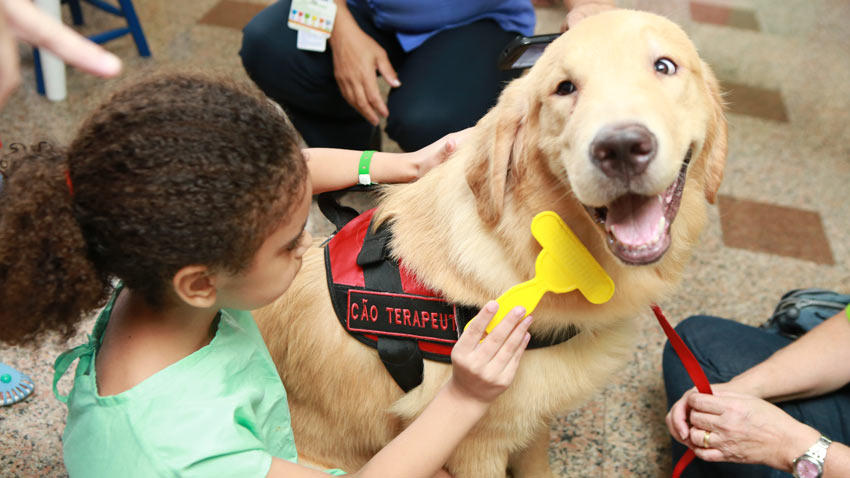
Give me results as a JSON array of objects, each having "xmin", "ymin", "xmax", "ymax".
[{"xmin": 255, "ymin": 10, "xmax": 727, "ymax": 477}]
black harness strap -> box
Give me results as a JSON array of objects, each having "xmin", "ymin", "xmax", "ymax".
[
  {"xmin": 357, "ymin": 221, "xmax": 424, "ymax": 392},
  {"xmin": 317, "ymin": 188, "xmax": 371, "ymax": 233}
]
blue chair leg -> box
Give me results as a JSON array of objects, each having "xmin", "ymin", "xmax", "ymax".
[
  {"xmin": 67, "ymin": 0, "xmax": 85, "ymax": 25},
  {"xmin": 117, "ymin": 0, "xmax": 150, "ymax": 57},
  {"xmin": 33, "ymin": 48, "xmax": 45, "ymax": 96}
]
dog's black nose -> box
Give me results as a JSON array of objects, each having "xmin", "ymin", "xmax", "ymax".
[{"xmin": 590, "ymin": 123, "xmax": 657, "ymax": 179}]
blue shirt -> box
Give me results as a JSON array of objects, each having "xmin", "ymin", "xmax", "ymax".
[{"xmin": 348, "ymin": 0, "xmax": 536, "ymax": 52}]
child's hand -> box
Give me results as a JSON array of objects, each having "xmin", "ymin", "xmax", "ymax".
[
  {"xmin": 407, "ymin": 128, "xmax": 471, "ymax": 180},
  {"xmin": 562, "ymin": 0, "xmax": 616, "ymax": 31},
  {"xmin": 448, "ymin": 301, "xmax": 532, "ymax": 404}
]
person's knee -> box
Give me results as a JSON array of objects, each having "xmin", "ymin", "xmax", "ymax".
[
  {"xmin": 662, "ymin": 315, "xmax": 718, "ymax": 375},
  {"xmin": 240, "ymin": 2, "xmax": 293, "ymax": 81},
  {"xmin": 386, "ymin": 105, "xmax": 473, "ymax": 151},
  {"xmin": 664, "ymin": 315, "xmax": 755, "ymax": 389},
  {"xmin": 673, "ymin": 315, "xmax": 718, "ymax": 342},
  {"xmin": 240, "ymin": 7, "xmax": 272, "ymax": 67}
]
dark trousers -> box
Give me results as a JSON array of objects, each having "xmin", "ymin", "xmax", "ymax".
[
  {"xmin": 663, "ymin": 315, "xmax": 850, "ymax": 478},
  {"xmin": 240, "ymin": 0, "xmax": 523, "ymax": 151}
]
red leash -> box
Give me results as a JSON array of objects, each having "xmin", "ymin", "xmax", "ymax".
[{"xmin": 651, "ymin": 304, "xmax": 713, "ymax": 478}]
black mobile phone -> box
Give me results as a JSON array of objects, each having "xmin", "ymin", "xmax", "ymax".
[{"xmin": 498, "ymin": 33, "xmax": 561, "ymax": 70}]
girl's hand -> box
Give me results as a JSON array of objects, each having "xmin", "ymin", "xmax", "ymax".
[
  {"xmin": 405, "ymin": 128, "xmax": 471, "ymax": 180},
  {"xmin": 448, "ymin": 301, "xmax": 532, "ymax": 404},
  {"xmin": 684, "ymin": 391, "xmax": 820, "ymax": 471},
  {"xmin": 562, "ymin": 0, "xmax": 616, "ymax": 31}
]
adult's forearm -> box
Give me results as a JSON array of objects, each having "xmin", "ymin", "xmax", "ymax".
[
  {"xmin": 728, "ymin": 311, "xmax": 850, "ymax": 402},
  {"xmin": 823, "ymin": 441, "xmax": 850, "ymax": 477}
]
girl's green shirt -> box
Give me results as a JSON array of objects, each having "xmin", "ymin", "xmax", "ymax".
[{"xmin": 54, "ymin": 287, "xmax": 345, "ymax": 477}]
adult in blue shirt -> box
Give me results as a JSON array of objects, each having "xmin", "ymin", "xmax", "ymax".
[{"xmin": 240, "ymin": 0, "xmax": 613, "ymax": 152}]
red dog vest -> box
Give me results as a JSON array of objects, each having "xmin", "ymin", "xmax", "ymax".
[{"xmin": 323, "ymin": 206, "xmax": 579, "ymax": 392}]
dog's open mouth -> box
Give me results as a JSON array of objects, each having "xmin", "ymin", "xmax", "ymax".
[{"xmin": 584, "ymin": 149, "xmax": 692, "ymax": 265}]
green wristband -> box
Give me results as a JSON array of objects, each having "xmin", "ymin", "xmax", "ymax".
[{"xmin": 358, "ymin": 150, "xmax": 376, "ymax": 185}]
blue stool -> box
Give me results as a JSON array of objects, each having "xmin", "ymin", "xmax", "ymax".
[{"xmin": 34, "ymin": 0, "xmax": 151, "ymax": 95}]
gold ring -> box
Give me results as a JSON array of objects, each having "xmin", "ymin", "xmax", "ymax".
[{"xmin": 703, "ymin": 430, "xmax": 712, "ymax": 448}]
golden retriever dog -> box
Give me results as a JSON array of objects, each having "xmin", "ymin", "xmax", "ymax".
[{"xmin": 255, "ymin": 9, "xmax": 726, "ymax": 478}]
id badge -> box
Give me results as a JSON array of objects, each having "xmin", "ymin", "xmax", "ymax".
[
  {"xmin": 288, "ymin": 0, "xmax": 336, "ymax": 38},
  {"xmin": 297, "ymin": 30, "xmax": 328, "ymax": 52}
]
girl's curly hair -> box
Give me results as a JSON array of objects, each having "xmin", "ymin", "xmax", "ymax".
[{"xmin": 0, "ymin": 73, "xmax": 306, "ymax": 345}]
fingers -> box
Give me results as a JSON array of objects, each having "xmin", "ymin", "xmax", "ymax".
[
  {"xmin": 692, "ymin": 446, "xmax": 724, "ymax": 462},
  {"xmin": 476, "ymin": 306, "xmax": 528, "ymax": 361},
  {"xmin": 503, "ymin": 329, "xmax": 531, "ymax": 377},
  {"xmin": 564, "ymin": 2, "xmax": 617, "ymax": 30},
  {"xmin": 690, "ymin": 428, "xmax": 711, "ymax": 449},
  {"xmin": 443, "ymin": 137, "xmax": 457, "ymax": 156},
  {"xmin": 668, "ymin": 403, "xmax": 686, "ymax": 440},
  {"xmin": 341, "ymin": 78, "xmax": 380, "ymax": 126},
  {"xmin": 667, "ymin": 387, "xmax": 696, "ymax": 441},
  {"xmin": 448, "ymin": 301, "xmax": 530, "ymax": 403},
  {"xmin": 665, "ymin": 407, "xmax": 688, "ymax": 445},
  {"xmin": 452, "ymin": 127, "xmax": 473, "ymax": 146},
  {"xmin": 362, "ymin": 74, "xmax": 388, "ymax": 120},
  {"xmin": 454, "ymin": 301, "xmax": 499, "ymax": 353},
  {"xmin": 4, "ymin": 0, "xmax": 121, "ymax": 77},
  {"xmin": 487, "ymin": 315, "xmax": 532, "ymax": 373},
  {"xmin": 364, "ymin": 51, "xmax": 393, "ymax": 118},
  {"xmin": 687, "ymin": 392, "xmax": 726, "ymax": 415},
  {"xmin": 0, "ymin": 9, "xmax": 21, "ymax": 109},
  {"xmin": 443, "ymin": 128, "xmax": 472, "ymax": 154},
  {"xmin": 339, "ymin": 72, "xmax": 385, "ymax": 125},
  {"xmin": 689, "ymin": 410, "xmax": 719, "ymax": 432},
  {"xmin": 376, "ymin": 55, "xmax": 400, "ymax": 88},
  {"xmin": 330, "ymin": 27, "xmax": 393, "ymax": 125}
]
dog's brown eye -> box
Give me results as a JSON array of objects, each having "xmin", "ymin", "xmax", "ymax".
[
  {"xmin": 556, "ymin": 80, "xmax": 576, "ymax": 95},
  {"xmin": 654, "ymin": 58, "xmax": 677, "ymax": 75}
]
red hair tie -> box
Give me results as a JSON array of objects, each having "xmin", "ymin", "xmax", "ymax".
[{"xmin": 64, "ymin": 170, "xmax": 74, "ymax": 197}]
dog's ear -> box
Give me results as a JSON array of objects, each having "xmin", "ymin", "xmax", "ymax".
[
  {"xmin": 699, "ymin": 61, "xmax": 728, "ymax": 204},
  {"xmin": 465, "ymin": 80, "xmax": 528, "ymax": 226}
]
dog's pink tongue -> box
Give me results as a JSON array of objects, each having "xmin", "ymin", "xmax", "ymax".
[{"xmin": 606, "ymin": 194, "xmax": 663, "ymax": 246}]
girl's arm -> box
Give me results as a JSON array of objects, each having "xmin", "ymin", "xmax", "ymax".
[
  {"xmin": 307, "ymin": 129, "xmax": 469, "ymax": 194},
  {"xmin": 267, "ymin": 302, "xmax": 532, "ymax": 478}
]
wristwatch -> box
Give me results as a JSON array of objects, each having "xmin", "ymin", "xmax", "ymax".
[{"xmin": 793, "ymin": 435, "xmax": 832, "ymax": 478}]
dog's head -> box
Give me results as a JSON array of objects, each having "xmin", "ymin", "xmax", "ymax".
[{"xmin": 466, "ymin": 10, "xmax": 726, "ymax": 266}]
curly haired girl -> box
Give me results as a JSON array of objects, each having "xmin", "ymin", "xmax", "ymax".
[{"xmin": 0, "ymin": 73, "xmax": 531, "ymax": 478}]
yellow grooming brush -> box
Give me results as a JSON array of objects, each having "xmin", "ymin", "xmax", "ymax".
[{"xmin": 471, "ymin": 211, "xmax": 615, "ymax": 334}]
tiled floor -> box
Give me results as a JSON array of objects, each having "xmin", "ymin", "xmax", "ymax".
[{"xmin": 2, "ymin": 0, "xmax": 849, "ymax": 477}]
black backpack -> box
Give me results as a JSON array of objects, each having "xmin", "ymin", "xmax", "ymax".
[{"xmin": 760, "ymin": 288, "xmax": 850, "ymax": 340}]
